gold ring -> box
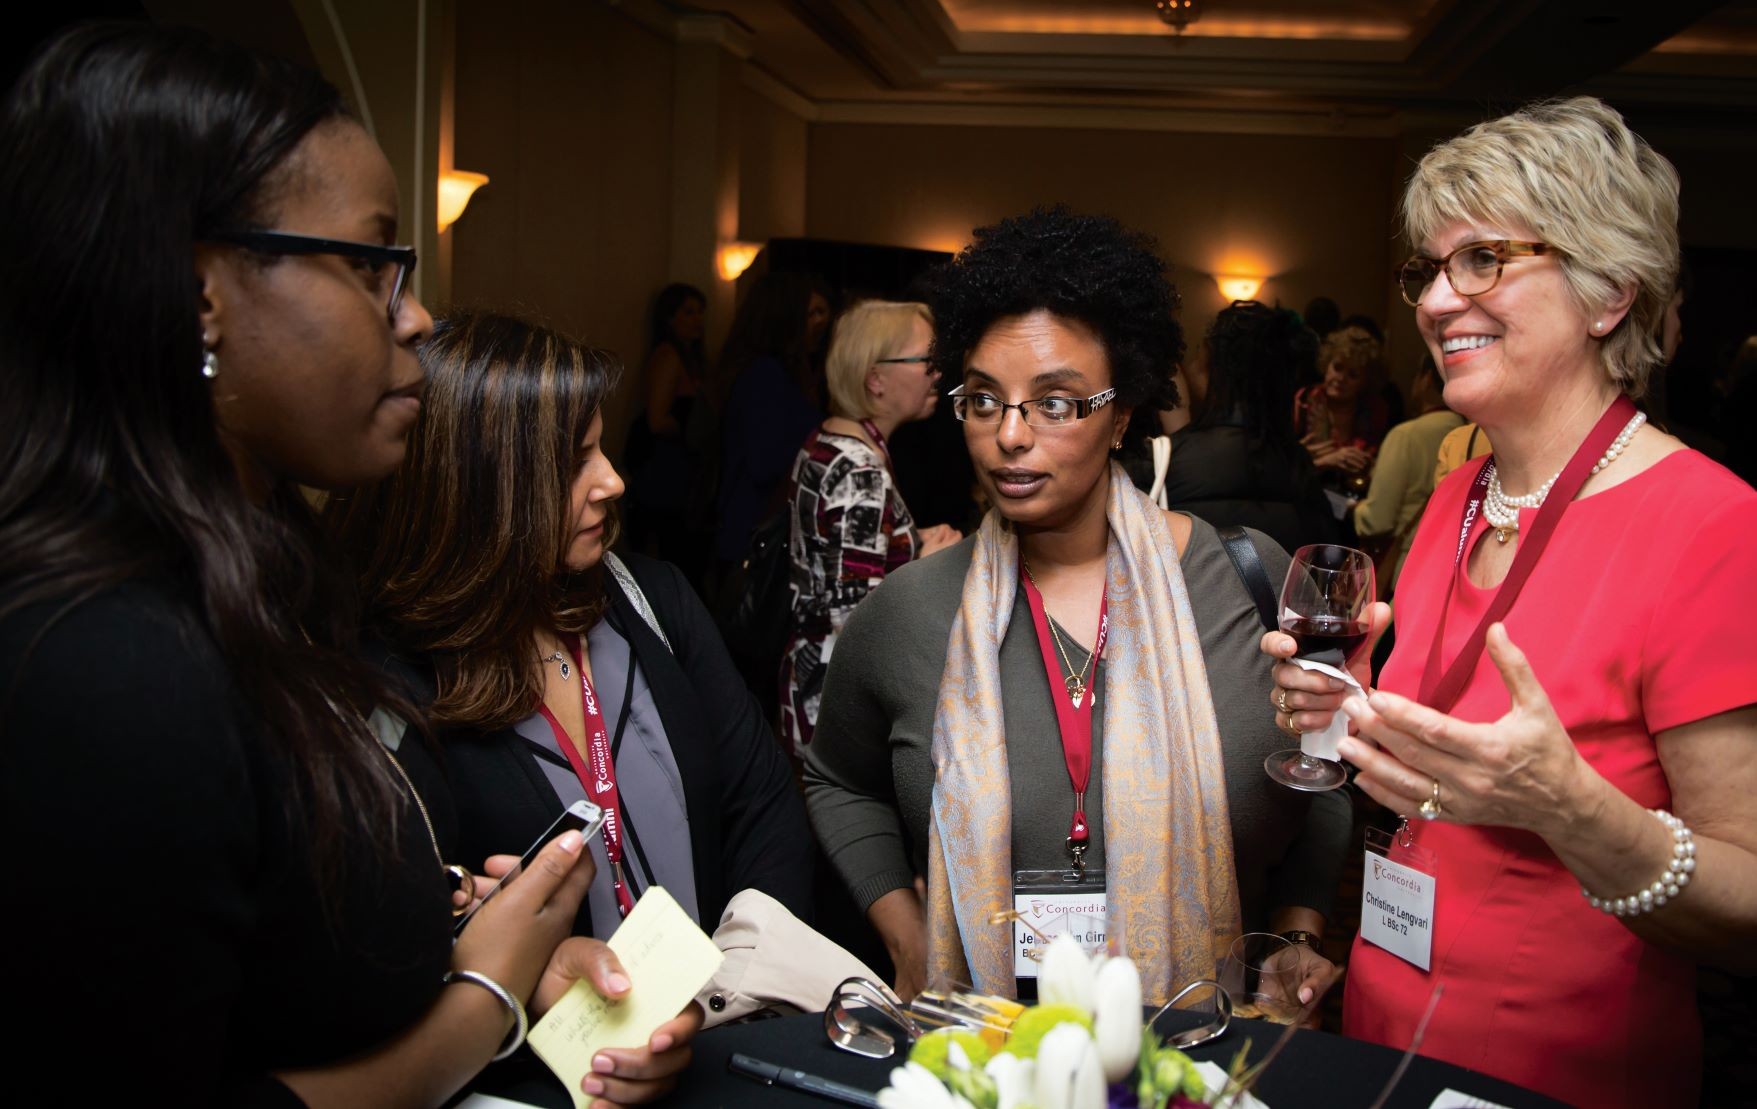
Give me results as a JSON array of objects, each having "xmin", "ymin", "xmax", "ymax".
[
  {"xmin": 1277, "ymin": 688, "xmax": 1291, "ymax": 714},
  {"xmin": 445, "ymin": 863, "xmax": 477, "ymax": 916},
  {"xmin": 1418, "ymin": 779, "xmax": 1443, "ymax": 821},
  {"xmin": 1278, "ymin": 709, "xmax": 1299, "ymax": 736}
]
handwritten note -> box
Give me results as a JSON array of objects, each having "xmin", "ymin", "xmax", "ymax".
[{"xmin": 528, "ymin": 887, "xmax": 724, "ymax": 1109}]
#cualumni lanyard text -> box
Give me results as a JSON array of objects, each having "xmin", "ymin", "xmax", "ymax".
[{"xmin": 537, "ymin": 633, "xmax": 635, "ymax": 919}]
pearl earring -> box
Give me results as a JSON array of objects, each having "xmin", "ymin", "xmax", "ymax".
[
  {"xmin": 1594, "ymin": 320, "xmax": 1604, "ymax": 333},
  {"xmin": 200, "ymin": 332, "xmax": 218, "ymax": 379}
]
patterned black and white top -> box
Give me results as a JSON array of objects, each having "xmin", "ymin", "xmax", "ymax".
[{"xmin": 780, "ymin": 428, "xmax": 918, "ymax": 755}]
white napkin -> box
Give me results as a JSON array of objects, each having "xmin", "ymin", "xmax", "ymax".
[
  {"xmin": 1427, "ymin": 1091, "xmax": 1512, "ymax": 1109},
  {"xmin": 1288, "ymin": 655, "xmax": 1363, "ymax": 761},
  {"xmin": 1193, "ymin": 1061, "xmax": 1270, "ymax": 1108}
]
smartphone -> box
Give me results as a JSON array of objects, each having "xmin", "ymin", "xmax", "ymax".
[{"xmin": 453, "ymin": 799, "xmax": 605, "ymax": 936}]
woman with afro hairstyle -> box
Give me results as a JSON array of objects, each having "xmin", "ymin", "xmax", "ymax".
[{"xmin": 803, "ymin": 207, "xmax": 1350, "ymax": 1006}]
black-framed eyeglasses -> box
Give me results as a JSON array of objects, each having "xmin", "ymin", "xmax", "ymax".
[
  {"xmin": 875, "ymin": 355, "xmax": 933, "ymax": 366},
  {"xmin": 949, "ymin": 383, "xmax": 1116, "ymax": 428},
  {"xmin": 205, "ymin": 230, "xmax": 417, "ymax": 325},
  {"xmin": 1396, "ymin": 240, "xmax": 1556, "ymax": 307}
]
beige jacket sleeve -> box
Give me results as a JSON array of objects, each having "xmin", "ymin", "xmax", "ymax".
[{"xmin": 696, "ymin": 889, "xmax": 882, "ymax": 1029}]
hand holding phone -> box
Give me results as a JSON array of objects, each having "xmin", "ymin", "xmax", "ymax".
[{"xmin": 454, "ymin": 799, "xmax": 605, "ymax": 936}]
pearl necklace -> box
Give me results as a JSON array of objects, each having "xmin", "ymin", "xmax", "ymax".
[{"xmin": 1483, "ymin": 410, "xmax": 1646, "ymax": 542}]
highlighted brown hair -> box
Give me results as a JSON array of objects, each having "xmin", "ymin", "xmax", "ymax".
[{"xmin": 329, "ymin": 311, "xmax": 622, "ymax": 729}]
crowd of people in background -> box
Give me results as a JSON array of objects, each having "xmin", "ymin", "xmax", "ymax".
[{"xmin": 5, "ymin": 20, "xmax": 1755, "ymax": 1109}]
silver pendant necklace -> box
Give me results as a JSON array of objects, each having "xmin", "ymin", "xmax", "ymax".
[{"xmin": 541, "ymin": 650, "xmax": 571, "ymax": 680}]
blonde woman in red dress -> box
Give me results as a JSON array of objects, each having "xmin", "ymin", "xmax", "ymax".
[{"xmin": 1264, "ymin": 97, "xmax": 1757, "ymax": 1106}]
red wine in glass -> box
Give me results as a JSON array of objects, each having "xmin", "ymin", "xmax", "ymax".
[
  {"xmin": 1279, "ymin": 615, "xmax": 1370, "ymax": 661},
  {"xmin": 1266, "ymin": 545, "xmax": 1375, "ymax": 793}
]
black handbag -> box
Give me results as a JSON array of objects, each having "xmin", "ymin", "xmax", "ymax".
[{"xmin": 716, "ymin": 430, "xmax": 818, "ymax": 704}]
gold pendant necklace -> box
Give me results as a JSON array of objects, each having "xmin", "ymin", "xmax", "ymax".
[
  {"xmin": 380, "ymin": 742, "xmax": 475, "ymax": 915},
  {"xmin": 300, "ymin": 626, "xmax": 473, "ymax": 911},
  {"xmin": 1023, "ymin": 561, "xmax": 1096, "ymax": 708}
]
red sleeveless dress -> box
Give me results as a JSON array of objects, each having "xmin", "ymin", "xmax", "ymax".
[{"xmin": 1343, "ymin": 451, "xmax": 1757, "ymax": 1107}]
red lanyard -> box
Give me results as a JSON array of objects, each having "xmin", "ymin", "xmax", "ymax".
[
  {"xmin": 536, "ymin": 633, "xmax": 634, "ymax": 918},
  {"xmin": 1417, "ymin": 396, "xmax": 1636, "ymax": 713},
  {"xmin": 1018, "ymin": 562, "xmax": 1109, "ymax": 872},
  {"xmin": 859, "ymin": 418, "xmax": 892, "ymax": 469}
]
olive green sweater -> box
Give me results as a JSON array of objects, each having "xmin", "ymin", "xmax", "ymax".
[{"xmin": 802, "ymin": 515, "xmax": 1351, "ymax": 931}]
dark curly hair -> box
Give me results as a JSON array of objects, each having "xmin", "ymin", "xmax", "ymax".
[{"xmin": 926, "ymin": 206, "xmax": 1184, "ymax": 418}]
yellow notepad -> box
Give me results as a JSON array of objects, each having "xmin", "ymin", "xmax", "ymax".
[{"xmin": 527, "ymin": 887, "xmax": 724, "ymax": 1109}]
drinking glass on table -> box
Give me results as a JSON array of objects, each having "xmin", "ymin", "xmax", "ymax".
[
  {"xmin": 1219, "ymin": 933, "xmax": 1307, "ymax": 1025},
  {"xmin": 1265, "ymin": 543, "xmax": 1375, "ymax": 792}
]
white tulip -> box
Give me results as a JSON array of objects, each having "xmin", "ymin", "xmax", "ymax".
[
  {"xmin": 1094, "ymin": 955, "xmax": 1144, "ymax": 1084},
  {"xmin": 985, "ymin": 1051, "xmax": 1037, "ymax": 1109},
  {"xmin": 876, "ymin": 1061, "xmax": 978, "ymax": 1109},
  {"xmin": 1037, "ymin": 933, "xmax": 1097, "ymax": 1013},
  {"xmin": 1033, "ymin": 1022, "xmax": 1106, "ymax": 1109}
]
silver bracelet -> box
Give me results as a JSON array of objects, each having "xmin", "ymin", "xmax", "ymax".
[
  {"xmin": 1580, "ymin": 808, "xmax": 1696, "ymax": 917},
  {"xmin": 444, "ymin": 969, "xmax": 529, "ymax": 1061}
]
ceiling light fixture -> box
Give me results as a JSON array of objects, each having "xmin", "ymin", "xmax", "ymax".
[{"xmin": 1154, "ymin": 0, "xmax": 1203, "ymax": 35}]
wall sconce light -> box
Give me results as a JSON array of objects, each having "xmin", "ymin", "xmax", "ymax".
[
  {"xmin": 717, "ymin": 241, "xmax": 762, "ymax": 282},
  {"xmin": 437, "ymin": 170, "xmax": 489, "ymax": 233},
  {"xmin": 1215, "ymin": 274, "xmax": 1264, "ymax": 302}
]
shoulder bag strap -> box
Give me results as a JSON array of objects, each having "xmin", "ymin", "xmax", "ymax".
[
  {"xmin": 1215, "ymin": 524, "xmax": 1279, "ymax": 633},
  {"xmin": 603, "ymin": 552, "xmax": 674, "ymax": 655}
]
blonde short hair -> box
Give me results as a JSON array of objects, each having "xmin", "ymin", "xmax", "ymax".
[
  {"xmin": 825, "ymin": 299, "xmax": 933, "ymax": 420},
  {"xmin": 1319, "ymin": 326, "xmax": 1384, "ymax": 384},
  {"xmin": 1402, "ymin": 96, "xmax": 1680, "ymax": 397}
]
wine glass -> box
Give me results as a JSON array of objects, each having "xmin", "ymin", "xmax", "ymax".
[
  {"xmin": 1265, "ymin": 543, "xmax": 1374, "ymax": 792},
  {"xmin": 1218, "ymin": 933, "xmax": 1307, "ymax": 1025}
]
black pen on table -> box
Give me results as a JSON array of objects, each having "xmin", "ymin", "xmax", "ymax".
[{"xmin": 727, "ymin": 1053, "xmax": 882, "ymax": 1108}]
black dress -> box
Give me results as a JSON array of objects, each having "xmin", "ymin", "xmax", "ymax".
[
  {"xmin": 1160, "ymin": 424, "xmax": 1340, "ymax": 554},
  {"xmin": 1, "ymin": 583, "xmax": 455, "ymax": 1105}
]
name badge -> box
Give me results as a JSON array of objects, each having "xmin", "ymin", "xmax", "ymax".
[
  {"xmin": 1011, "ymin": 869, "xmax": 1106, "ymax": 979},
  {"xmin": 1360, "ymin": 827, "xmax": 1437, "ymax": 971}
]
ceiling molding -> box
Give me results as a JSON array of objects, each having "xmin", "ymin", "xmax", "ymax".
[
  {"xmin": 712, "ymin": 0, "xmax": 1754, "ymax": 130},
  {"xmin": 811, "ymin": 97, "xmax": 1400, "ymax": 139},
  {"xmin": 676, "ymin": 11, "xmax": 756, "ymax": 60},
  {"xmin": 744, "ymin": 63, "xmax": 820, "ymax": 120}
]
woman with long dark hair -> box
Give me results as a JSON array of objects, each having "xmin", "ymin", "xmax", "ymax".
[
  {"xmin": 713, "ymin": 271, "xmax": 824, "ymax": 575},
  {"xmin": 0, "ymin": 25, "xmax": 596, "ymax": 1103},
  {"xmin": 330, "ymin": 310, "xmax": 812, "ymax": 945},
  {"xmin": 1160, "ymin": 301, "xmax": 1339, "ymax": 552},
  {"xmin": 624, "ymin": 282, "xmax": 713, "ymax": 578}
]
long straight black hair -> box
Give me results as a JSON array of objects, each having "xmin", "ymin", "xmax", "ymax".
[{"xmin": 0, "ymin": 24, "xmax": 406, "ymax": 877}]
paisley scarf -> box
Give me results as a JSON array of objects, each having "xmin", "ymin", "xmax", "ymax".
[{"xmin": 925, "ymin": 463, "xmax": 1241, "ymax": 1002}]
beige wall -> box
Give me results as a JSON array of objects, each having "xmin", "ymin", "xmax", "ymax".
[
  {"xmin": 739, "ymin": 83, "xmax": 809, "ymax": 244},
  {"xmin": 806, "ymin": 122, "xmax": 1407, "ymax": 370},
  {"xmin": 449, "ymin": 0, "xmax": 676, "ymax": 455}
]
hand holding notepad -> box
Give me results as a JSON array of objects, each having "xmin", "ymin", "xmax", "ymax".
[{"xmin": 528, "ymin": 887, "xmax": 724, "ymax": 1109}]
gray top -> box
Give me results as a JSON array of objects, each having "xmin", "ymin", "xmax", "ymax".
[
  {"xmin": 514, "ymin": 616, "xmax": 699, "ymax": 938},
  {"xmin": 802, "ymin": 514, "xmax": 1350, "ymax": 931}
]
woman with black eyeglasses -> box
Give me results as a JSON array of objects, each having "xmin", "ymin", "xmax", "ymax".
[
  {"xmin": 802, "ymin": 209, "xmax": 1350, "ymax": 1008},
  {"xmin": 1263, "ymin": 98, "xmax": 1757, "ymax": 1106},
  {"xmin": 780, "ymin": 300, "xmax": 962, "ymax": 756},
  {"xmin": 0, "ymin": 25, "xmax": 607, "ymax": 1104}
]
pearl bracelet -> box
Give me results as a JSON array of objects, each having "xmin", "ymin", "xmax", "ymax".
[{"xmin": 1581, "ymin": 809, "xmax": 1696, "ymax": 917}]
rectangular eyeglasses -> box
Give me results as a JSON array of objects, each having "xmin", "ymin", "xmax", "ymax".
[{"xmin": 205, "ymin": 229, "xmax": 417, "ymax": 325}]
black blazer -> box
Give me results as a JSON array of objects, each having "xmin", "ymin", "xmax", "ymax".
[{"xmin": 435, "ymin": 553, "xmax": 814, "ymax": 935}]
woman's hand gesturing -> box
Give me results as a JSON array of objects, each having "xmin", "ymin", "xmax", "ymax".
[{"xmin": 1336, "ymin": 622, "xmax": 1595, "ymax": 835}]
